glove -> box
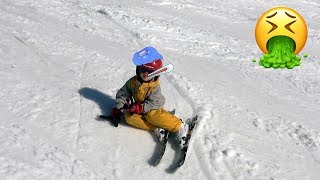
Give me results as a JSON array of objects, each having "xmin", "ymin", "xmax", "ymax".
[
  {"xmin": 111, "ymin": 108, "xmax": 122, "ymax": 120},
  {"xmin": 128, "ymin": 103, "xmax": 144, "ymax": 115}
]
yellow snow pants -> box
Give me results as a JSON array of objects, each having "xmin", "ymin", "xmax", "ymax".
[{"xmin": 125, "ymin": 109, "xmax": 182, "ymax": 133}]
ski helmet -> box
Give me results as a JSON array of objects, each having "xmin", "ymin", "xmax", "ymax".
[
  {"xmin": 136, "ymin": 59, "xmax": 163, "ymax": 81},
  {"xmin": 140, "ymin": 59, "xmax": 163, "ymax": 73},
  {"xmin": 132, "ymin": 46, "xmax": 163, "ymax": 66}
]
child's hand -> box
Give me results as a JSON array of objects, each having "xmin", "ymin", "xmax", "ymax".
[
  {"xmin": 111, "ymin": 108, "xmax": 122, "ymax": 120},
  {"xmin": 128, "ymin": 103, "xmax": 143, "ymax": 114}
]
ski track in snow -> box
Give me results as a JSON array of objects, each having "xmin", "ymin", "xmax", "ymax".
[
  {"xmin": 75, "ymin": 61, "xmax": 87, "ymax": 152},
  {"xmin": 1, "ymin": 0, "xmax": 320, "ymax": 179}
]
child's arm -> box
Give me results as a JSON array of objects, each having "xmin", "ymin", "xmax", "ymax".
[
  {"xmin": 143, "ymin": 85, "xmax": 165, "ymax": 113},
  {"xmin": 115, "ymin": 79, "xmax": 132, "ymax": 109}
]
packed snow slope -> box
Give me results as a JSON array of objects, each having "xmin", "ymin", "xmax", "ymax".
[{"xmin": 1, "ymin": 0, "xmax": 320, "ymax": 179}]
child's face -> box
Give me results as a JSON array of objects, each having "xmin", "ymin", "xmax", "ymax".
[{"xmin": 139, "ymin": 72, "xmax": 152, "ymax": 82}]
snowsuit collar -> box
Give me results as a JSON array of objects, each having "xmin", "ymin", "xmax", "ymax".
[{"xmin": 131, "ymin": 76, "xmax": 160, "ymax": 103}]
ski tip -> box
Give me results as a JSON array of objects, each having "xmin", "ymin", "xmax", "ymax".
[
  {"xmin": 166, "ymin": 164, "xmax": 181, "ymax": 174},
  {"xmin": 184, "ymin": 115, "xmax": 199, "ymax": 125},
  {"xmin": 192, "ymin": 115, "xmax": 199, "ymax": 123},
  {"xmin": 153, "ymin": 160, "xmax": 160, "ymax": 167}
]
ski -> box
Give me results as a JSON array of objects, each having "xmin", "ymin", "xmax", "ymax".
[
  {"xmin": 149, "ymin": 109, "xmax": 175, "ymax": 166},
  {"xmin": 168, "ymin": 115, "xmax": 198, "ymax": 173}
]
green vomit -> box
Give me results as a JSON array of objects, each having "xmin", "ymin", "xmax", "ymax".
[{"xmin": 259, "ymin": 36, "xmax": 301, "ymax": 69}]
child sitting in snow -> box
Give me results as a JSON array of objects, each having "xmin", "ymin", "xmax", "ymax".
[{"xmin": 111, "ymin": 46, "xmax": 189, "ymax": 146}]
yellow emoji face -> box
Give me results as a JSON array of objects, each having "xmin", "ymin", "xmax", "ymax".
[{"xmin": 255, "ymin": 7, "xmax": 307, "ymax": 54}]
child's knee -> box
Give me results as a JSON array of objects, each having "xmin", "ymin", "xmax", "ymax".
[
  {"xmin": 145, "ymin": 109, "xmax": 181, "ymax": 132},
  {"xmin": 124, "ymin": 113, "xmax": 137, "ymax": 125},
  {"xmin": 145, "ymin": 109, "xmax": 162, "ymax": 122},
  {"xmin": 124, "ymin": 112, "xmax": 154, "ymax": 131}
]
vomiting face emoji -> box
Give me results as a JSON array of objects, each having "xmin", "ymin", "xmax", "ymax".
[{"xmin": 255, "ymin": 7, "xmax": 308, "ymax": 69}]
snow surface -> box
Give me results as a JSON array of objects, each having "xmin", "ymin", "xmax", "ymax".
[{"xmin": 1, "ymin": 0, "xmax": 320, "ymax": 179}]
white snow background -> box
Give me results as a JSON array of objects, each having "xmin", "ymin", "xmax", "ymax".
[{"xmin": 1, "ymin": 0, "xmax": 320, "ymax": 179}]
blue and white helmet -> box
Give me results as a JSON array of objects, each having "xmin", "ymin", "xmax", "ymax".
[{"xmin": 132, "ymin": 46, "xmax": 163, "ymax": 66}]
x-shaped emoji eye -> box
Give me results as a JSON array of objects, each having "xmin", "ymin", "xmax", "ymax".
[
  {"xmin": 266, "ymin": 20, "xmax": 278, "ymax": 33},
  {"xmin": 285, "ymin": 20, "xmax": 296, "ymax": 34}
]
